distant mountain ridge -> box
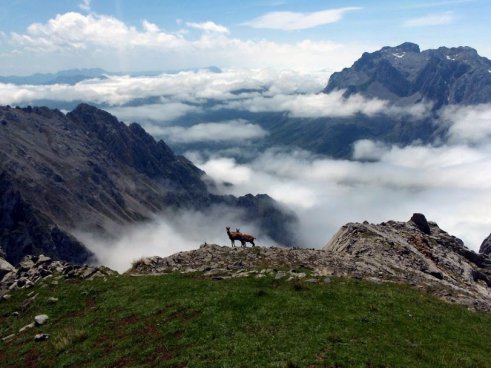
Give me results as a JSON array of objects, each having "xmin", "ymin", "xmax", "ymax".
[
  {"xmin": 0, "ymin": 66, "xmax": 222, "ymax": 86},
  {"xmin": 0, "ymin": 104, "xmax": 296, "ymax": 265},
  {"xmin": 324, "ymin": 42, "xmax": 491, "ymax": 108}
]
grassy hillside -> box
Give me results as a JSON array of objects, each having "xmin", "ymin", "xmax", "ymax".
[{"xmin": 1, "ymin": 273, "xmax": 490, "ymax": 368}]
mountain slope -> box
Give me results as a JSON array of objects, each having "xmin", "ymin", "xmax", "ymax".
[
  {"xmin": 324, "ymin": 42, "xmax": 491, "ymax": 108},
  {"xmin": 0, "ymin": 104, "xmax": 297, "ymax": 264}
]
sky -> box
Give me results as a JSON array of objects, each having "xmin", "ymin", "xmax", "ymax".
[
  {"xmin": 0, "ymin": 0, "xmax": 490, "ymax": 74},
  {"xmin": 1, "ymin": 0, "xmax": 491, "ymax": 270}
]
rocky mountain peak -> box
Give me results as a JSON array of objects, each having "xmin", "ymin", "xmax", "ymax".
[
  {"xmin": 382, "ymin": 42, "xmax": 420, "ymax": 54},
  {"xmin": 324, "ymin": 42, "xmax": 491, "ymax": 108}
]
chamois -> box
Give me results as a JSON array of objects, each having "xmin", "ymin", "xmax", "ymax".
[
  {"xmin": 226, "ymin": 227, "xmax": 242, "ymax": 247},
  {"xmin": 235, "ymin": 228, "xmax": 256, "ymax": 247}
]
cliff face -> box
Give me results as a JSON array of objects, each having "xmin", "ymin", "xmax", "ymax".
[{"xmin": 0, "ymin": 104, "xmax": 297, "ymax": 264}]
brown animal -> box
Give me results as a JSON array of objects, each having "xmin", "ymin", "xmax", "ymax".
[
  {"xmin": 226, "ymin": 226, "xmax": 242, "ymax": 247},
  {"xmin": 235, "ymin": 228, "xmax": 256, "ymax": 247}
]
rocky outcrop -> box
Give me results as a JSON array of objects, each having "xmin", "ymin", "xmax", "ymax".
[
  {"xmin": 129, "ymin": 214, "xmax": 491, "ymax": 312},
  {"xmin": 0, "ymin": 254, "xmax": 116, "ymax": 299},
  {"xmin": 324, "ymin": 42, "xmax": 491, "ymax": 108},
  {"xmin": 480, "ymin": 234, "xmax": 491, "ymax": 256},
  {"xmin": 324, "ymin": 215, "xmax": 491, "ymax": 311}
]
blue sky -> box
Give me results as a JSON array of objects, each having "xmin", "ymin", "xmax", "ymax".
[{"xmin": 0, "ymin": 0, "xmax": 490, "ymax": 74}]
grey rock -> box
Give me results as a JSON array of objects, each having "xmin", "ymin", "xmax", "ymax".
[
  {"xmin": 36, "ymin": 255, "xmax": 51, "ymax": 264},
  {"xmin": 34, "ymin": 333, "xmax": 49, "ymax": 342},
  {"xmin": 410, "ymin": 213, "xmax": 431, "ymax": 235},
  {"xmin": 19, "ymin": 322, "xmax": 35, "ymax": 333},
  {"xmin": 2, "ymin": 334, "xmax": 16, "ymax": 342},
  {"xmin": 0, "ymin": 257, "xmax": 15, "ymax": 278},
  {"xmin": 275, "ymin": 271, "xmax": 287, "ymax": 280},
  {"xmin": 34, "ymin": 314, "xmax": 49, "ymax": 325}
]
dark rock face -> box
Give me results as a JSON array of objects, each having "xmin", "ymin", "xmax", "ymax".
[
  {"xmin": 480, "ymin": 234, "xmax": 491, "ymax": 255},
  {"xmin": 409, "ymin": 213, "xmax": 431, "ymax": 235},
  {"xmin": 0, "ymin": 104, "xmax": 298, "ymax": 264},
  {"xmin": 0, "ymin": 172, "xmax": 93, "ymax": 265},
  {"xmin": 324, "ymin": 42, "xmax": 491, "ymax": 108}
]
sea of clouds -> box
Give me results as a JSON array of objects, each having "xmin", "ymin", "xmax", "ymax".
[{"xmin": 2, "ymin": 69, "xmax": 491, "ymax": 271}]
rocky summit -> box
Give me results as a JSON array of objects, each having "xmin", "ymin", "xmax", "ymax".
[
  {"xmin": 130, "ymin": 214, "xmax": 491, "ymax": 312},
  {"xmin": 324, "ymin": 42, "xmax": 491, "ymax": 108}
]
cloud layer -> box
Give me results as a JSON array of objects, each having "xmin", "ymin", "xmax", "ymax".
[{"xmin": 192, "ymin": 140, "xmax": 491, "ymax": 254}]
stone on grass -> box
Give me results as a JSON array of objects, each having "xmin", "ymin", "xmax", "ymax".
[
  {"xmin": 19, "ymin": 322, "xmax": 35, "ymax": 333},
  {"xmin": 34, "ymin": 333, "xmax": 49, "ymax": 342},
  {"xmin": 34, "ymin": 314, "xmax": 49, "ymax": 325}
]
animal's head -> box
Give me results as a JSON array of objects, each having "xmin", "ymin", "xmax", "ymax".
[
  {"xmin": 226, "ymin": 226, "xmax": 230, "ymax": 231},
  {"xmin": 236, "ymin": 228, "xmax": 240, "ymax": 232}
]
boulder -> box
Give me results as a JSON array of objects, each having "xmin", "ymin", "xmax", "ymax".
[
  {"xmin": 34, "ymin": 314, "xmax": 49, "ymax": 325},
  {"xmin": 409, "ymin": 213, "xmax": 431, "ymax": 235},
  {"xmin": 0, "ymin": 257, "xmax": 15, "ymax": 278}
]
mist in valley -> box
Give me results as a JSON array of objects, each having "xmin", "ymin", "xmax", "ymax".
[{"xmin": 2, "ymin": 69, "xmax": 487, "ymax": 270}]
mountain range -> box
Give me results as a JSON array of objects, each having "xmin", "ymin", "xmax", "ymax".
[{"xmin": 0, "ymin": 104, "xmax": 296, "ymax": 265}]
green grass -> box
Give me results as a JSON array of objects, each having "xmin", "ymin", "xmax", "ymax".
[{"xmin": 1, "ymin": 274, "xmax": 491, "ymax": 367}]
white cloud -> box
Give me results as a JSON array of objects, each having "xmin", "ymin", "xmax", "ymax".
[
  {"xmin": 221, "ymin": 89, "xmax": 432, "ymax": 119},
  {"xmin": 0, "ymin": 68, "xmax": 327, "ymax": 106},
  {"xmin": 186, "ymin": 21, "xmax": 229, "ymax": 34},
  {"xmin": 10, "ymin": 12, "xmax": 184, "ymax": 52},
  {"xmin": 108, "ymin": 102, "xmax": 201, "ymax": 123},
  {"xmin": 144, "ymin": 120, "xmax": 268, "ymax": 143},
  {"xmin": 194, "ymin": 142, "xmax": 491, "ymax": 252},
  {"xmin": 403, "ymin": 11, "xmax": 454, "ymax": 27},
  {"xmin": 243, "ymin": 7, "xmax": 362, "ymax": 30},
  {"xmin": 2, "ymin": 11, "xmax": 369, "ymax": 74},
  {"xmin": 439, "ymin": 103, "xmax": 491, "ymax": 144}
]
